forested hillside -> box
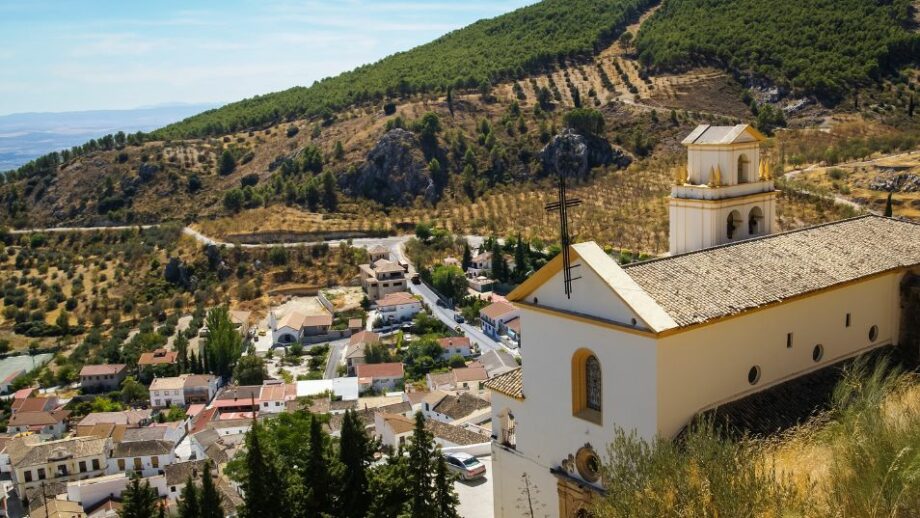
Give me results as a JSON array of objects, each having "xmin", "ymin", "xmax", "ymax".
[
  {"xmin": 153, "ymin": 0, "xmax": 654, "ymax": 139},
  {"xmin": 635, "ymin": 0, "xmax": 919, "ymax": 101}
]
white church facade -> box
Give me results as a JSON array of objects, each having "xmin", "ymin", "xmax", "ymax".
[{"xmin": 486, "ymin": 125, "xmax": 920, "ymax": 518}]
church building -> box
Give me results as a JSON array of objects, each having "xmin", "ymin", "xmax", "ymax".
[{"xmin": 486, "ymin": 125, "xmax": 920, "ymax": 517}]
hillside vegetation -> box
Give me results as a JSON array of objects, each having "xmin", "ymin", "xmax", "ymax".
[
  {"xmin": 153, "ymin": 0, "xmax": 655, "ymax": 139},
  {"xmin": 636, "ymin": 0, "xmax": 920, "ymax": 101}
]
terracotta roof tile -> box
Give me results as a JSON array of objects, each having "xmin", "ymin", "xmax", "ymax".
[
  {"xmin": 484, "ymin": 368, "xmax": 523, "ymax": 400},
  {"xmin": 356, "ymin": 362, "xmax": 404, "ymax": 379}
]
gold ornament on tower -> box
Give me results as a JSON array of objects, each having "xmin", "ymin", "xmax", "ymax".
[
  {"xmin": 708, "ymin": 165, "xmax": 722, "ymax": 187},
  {"xmin": 674, "ymin": 165, "xmax": 688, "ymax": 185}
]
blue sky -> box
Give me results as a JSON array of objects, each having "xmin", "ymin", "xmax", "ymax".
[{"xmin": 0, "ymin": 0, "xmax": 535, "ymax": 116}]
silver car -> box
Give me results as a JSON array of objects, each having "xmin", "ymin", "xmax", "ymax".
[{"xmin": 443, "ymin": 452, "xmax": 486, "ymax": 480}]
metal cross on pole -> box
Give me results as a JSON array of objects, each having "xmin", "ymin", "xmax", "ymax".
[{"xmin": 545, "ymin": 132, "xmax": 585, "ymax": 299}]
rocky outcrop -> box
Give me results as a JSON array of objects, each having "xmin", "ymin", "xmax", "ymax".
[
  {"xmin": 869, "ymin": 172, "xmax": 920, "ymax": 193},
  {"xmin": 341, "ymin": 129, "xmax": 435, "ymax": 206},
  {"xmin": 541, "ymin": 129, "xmax": 631, "ymax": 177}
]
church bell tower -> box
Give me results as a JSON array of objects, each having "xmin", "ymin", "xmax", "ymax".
[{"xmin": 669, "ymin": 124, "xmax": 778, "ymax": 255}]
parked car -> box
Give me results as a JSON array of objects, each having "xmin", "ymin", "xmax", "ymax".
[
  {"xmin": 444, "ymin": 452, "xmax": 486, "ymax": 481},
  {"xmin": 436, "ymin": 299, "xmax": 447, "ymax": 308},
  {"xmin": 411, "ymin": 273, "xmax": 421, "ymax": 284},
  {"xmin": 453, "ymin": 313, "xmax": 465, "ymax": 324}
]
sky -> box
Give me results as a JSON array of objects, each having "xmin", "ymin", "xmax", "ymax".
[{"xmin": 0, "ymin": 0, "xmax": 536, "ymax": 116}]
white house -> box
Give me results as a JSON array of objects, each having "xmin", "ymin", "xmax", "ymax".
[
  {"xmin": 374, "ymin": 413, "xmax": 489, "ymax": 451},
  {"xmin": 356, "ymin": 363, "xmax": 405, "ymax": 393},
  {"xmin": 258, "ymin": 382, "xmax": 296, "ymax": 414},
  {"xmin": 479, "ymin": 301, "xmax": 520, "ymax": 339},
  {"xmin": 437, "ymin": 337, "xmax": 473, "ymax": 360},
  {"xmin": 269, "ymin": 310, "xmax": 333, "ymax": 345},
  {"xmin": 422, "ymin": 392, "xmax": 491, "ymax": 425},
  {"xmin": 149, "ymin": 374, "xmax": 218, "ymax": 408},
  {"xmin": 107, "ymin": 440, "xmax": 175, "ymax": 478},
  {"xmin": 375, "ymin": 292, "xmax": 423, "ymax": 323},
  {"xmin": 67, "ymin": 473, "xmax": 129, "ymax": 511},
  {"xmin": 7, "ymin": 410, "xmax": 69, "ymax": 438},
  {"xmin": 487, "ymin": 212, "xmax": 920, "ymax": 517},
  {"xmin": 295, "ymin": 377, "xmax": 360, "ymax": 402}
]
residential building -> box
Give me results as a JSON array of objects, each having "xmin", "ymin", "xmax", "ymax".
[
  {"xmin": 479, "ymin": 350, "xmax": 519, "ymax": 378},
  {"xmin": 7, "ymin": 435, "xmax": 109, "ymax": 495},
  {"xmin": 12, "ymin": 394, "xmax": 58, "ymax": 414},
  {"xmin": 427, "ymin": 366, "xmax": 488, "ymax": 393},
  {"xmin": 367, "ymin": 244, "xmax": 391, "ymax": 263},
  {"xmin": 31, "ymin": 500, "xmax": 86, "ymax": 518},
  {"xmin": 359, "ymin": 259, "xmax": 408, "ymax": 300},
  {"xmin": 107, "ymin": 440, "xmax": 175, "ymax": 478},
  {"xmin": 7, "ymin": 409, "xmax": 70, "ymax": 438},
  {"xmin": 137, "ymin": 349, "xmax": 179, "ymax": 369},
  {"xmin": 79, "ymin": 364, "xmax": 128, "ymax": 393},
  {"xmin": 422, "ymin": 392, "xmax": 491, "ymax": 424},
  {"xmin": 504, "ymin": 317, "xmax": 521, "ymax": 348},
  {"xmin": 375, "ymin": 292, "xmax": 422, "ymax": 323},
  {"xmin": 480, "ymin": 301, "xmax": 520, "ymax": 339},
  {"xmin": 345, "ymin": 331, "xmax": 380, "ymax": 375},
  {"xmin": 374, "ymin": 413, "xmax": 489, "ymax": 451},
  {"xmin": 182, "ymin": 374, "xmax": 219, "ymax": 405},
  {"xmin": 164, "ymin": 459, "xmax": 209, "ymax": 501},
  {"xmin": 269, "ymin": 310, "xmax": 333, "ymax": 344},
  {"xmin": 437, "ymin": 337, "xmax": 473, "ymax": 360},
  {"xmin": 258, "ymin": 382, "xmax": 296, "ymax": 414},
  {"xmin": 468, "ymin": 251, "xmax": 492, "ymax": 275},
  {"xmin": 149, "ymin": 374, "xmax": 217, "ymax": 408},
  {"xmin": 67, "ymin": 473, "xmax": 129, "ymax": 513},
  {"xmin": 356, "ymin": 363, "xmax": 404, "ymax": 393}
]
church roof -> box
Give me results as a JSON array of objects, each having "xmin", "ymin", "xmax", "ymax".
[
  {"xmin": 681, "ymin": 124, "xmax": 766, "ymax": 145},
  {"xmin": 624, "ymin": 216, "xmax": 920, "ymax": 328},
  {"xmin": 484, "ymin": 368, "xmax": 524, "ymax": 400}
]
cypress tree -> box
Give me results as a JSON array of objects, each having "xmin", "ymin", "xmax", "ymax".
[
  {"xmin": 241, "ymin": 420, "xmax": 287, "ymax": 518},
  {"xmin": 338, "ymin": 409, "xmax": 376, "ymax": 518},
  {"xmin": 303, "ymin": 415, "xmax": 333, "ymax": 515},
  {"xmin": 199, "ymin": 461, "xmax": 224, "ymax": 518},
  {"xmin": 177, "ymin": 475, "xmax": 200, "ymax": 518},
  {"xmin": 120, "ymin": 476, "xmax": 159, "ymax": 518},
  {"xmin": 884, "ymin": 191, "xmax": 894, "ymax": 217},
  {"xmin": 462, "ymin": 243, "xmax": 472, "ymax": 270},
  {"xmin": 407, "ymin": 412, "xmax": 436, "ymax": 517},
  {"xmin": 433, "ymin": 454, "xmax": 461, "ymax": 518},
  {"xmin": 513, "ymin": 234, "xmax": 528, "ymax": 281}
]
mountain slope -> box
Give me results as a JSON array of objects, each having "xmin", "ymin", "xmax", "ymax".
[
  {"xmin": 636, "ymin": 0, "xmax": 919, "ymax": 101},
  {"xmin": 153, "ymin": 0, "xmax": 655, "ymax": 139}
]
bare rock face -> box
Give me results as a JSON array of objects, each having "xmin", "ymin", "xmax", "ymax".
[
  {"xmin": 541, "ymin": 128, "xmax": 631, "ymax": 177},
  {"xmin": 869, "ymin": 172, "xmax": 920, "ymax": 193},
  {"xmin": 342, "ymin": 128, "xmax": 434, "ymax": 206}
]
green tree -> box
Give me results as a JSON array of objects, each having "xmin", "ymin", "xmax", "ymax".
[
  {"xmin": 304, "ymin": 180, "xmax": 321, "ymax": 211},
  {"xmin": 333, "ymin": 140, "xmax": 345, "ymax": 160},
  {"xmin": 884, "ymin": 191, "xmax": 893, "ymax": 217},
  {"xmin": 337, "ymin": 409, "xmax": 377, "ymax": 518},
  {"xmin": 218, "ymin": 149, "xmax": 236, "ymax": 176},
  {"xmin": 119, "ymin": 476, "xmax": 159, "ymax": 518},
  {"xmin": 461, "ymin": 243, "xmax": 472, "ymax": 270},
  {"xmin": 431, "ymin": 265, "xmax": 467, "ymax": 302},
  {"xmin": 204, "ymin": 306, "xmax": 242, "ymax": 379},
  {"xmin": 513, "ymin": 234, "xmax": 528, "ymax": 281},
  {"xmin": 240, "ymin": 420, "xmax": 288, "ymax": 518},
  {"xmin": 234, "ymin": 354, "xmax": 267, "ymax": 385},
  {"xmin": 407, "ymin": 412, "xmax": 436, "ymax": 517},
  {"xmin": 177, "ymin": 475, "xmax": 200, "ymax": 518},
  {"xmin": 120, "ymin": 376, "xmax": 148, "ymax": 405},
  {"xmin": 301, "ymin": 415, "xmax": 334, "ymax": 516},
  {"xmin": 321, "ymin": 171, "xmax": 338, "ymax": 211},
  {"xmin": 223, "ymin": 189, "xmax": 244, "ymax": 213},
  {"xmin": 199, "ymin": 461, "xmax": 224, "ymax": 518},
  {"xmin": 491, "ymin": 242, "xmax": 508, "ymax": 282},
  {"xmin": 433, "ymin": 455, "xmax": 461, "ymax": 518},
  {"xmin": 563, "ymin": 108, "xmax": 605, "ymax": 137}
]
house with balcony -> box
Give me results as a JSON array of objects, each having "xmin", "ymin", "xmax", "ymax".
[
  {"xmin": 7, "ymin": 435, "xmax": 110, "ymax": 496},
  {"xmin": 359, "ymin": 259, "xmax": 408, "ymax": 300},
  {"xmin": 375, "ymin": 292, "xmax": 422, "ymax": 323}
]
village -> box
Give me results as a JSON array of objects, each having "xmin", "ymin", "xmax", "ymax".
[{"xmin": 0, "ymin": 236, "xmax": 522, "ymax": 517}]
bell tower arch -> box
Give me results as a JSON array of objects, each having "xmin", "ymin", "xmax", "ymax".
[{"xmin": 669, "ymin": 124, "xmax": 778, "ymax": 255}]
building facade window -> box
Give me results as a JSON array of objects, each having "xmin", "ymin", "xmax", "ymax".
[
  {"xmin": 846, "ymin": 313, "xmax": 851, "ymax": 327},
  {"xmin": 787, "ymin": 333, "xmax": 793, "ymax": 348},
  {"xmin": 869, "ymin": 325, "xmax": 879, "ymax": 342},
  {"xmin": 92, "ymin": 459, "xmax": 100, "ymax": 471},
  {"xmin": 571, "ymin": 349, "xmax": 602, "ymax": 424},
  {"xmin": 737, "ymin": 154, "xmax": 750, "ymax": 183}
]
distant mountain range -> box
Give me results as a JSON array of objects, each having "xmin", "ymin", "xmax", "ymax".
[{"xmin": 0, "ymin": 103, "xmax": 221, "ymax": 171}]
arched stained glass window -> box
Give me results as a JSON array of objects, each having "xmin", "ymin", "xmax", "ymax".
[{"xmin": 586, "ymin": 355, "xmax": 601, "ymax": 412}]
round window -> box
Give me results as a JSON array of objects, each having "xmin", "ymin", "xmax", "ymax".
[
  {"xmin": 812, "ymin": 344, "xmax": 824, "ymax": 362},
  {"xmin": 869, "ymin": 325, "xmax": 879, "ymax": 342},
  {"xmin": 748, "ymin": 366, "xmax": 761, "ymax": 385},
  {"xmin": 575, "ymin": 446, "xmax": 601, "ymax": 484}
]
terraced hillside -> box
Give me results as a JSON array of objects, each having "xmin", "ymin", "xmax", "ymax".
[{"xmin": 1, "ymin": 0, "xmax": 918, "ymax": 254}]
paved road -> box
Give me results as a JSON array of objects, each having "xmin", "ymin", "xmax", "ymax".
[
  {"xmin": 455, "ymin": 456, "xmax": 494, "ymax": 518},
  {"xmin": 389, "ymin": 240, "xmax": 511, "ymax": 356},
  {"xmin": 324, "ymin": 339, "xmax": 348, "ymax": 379}
]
